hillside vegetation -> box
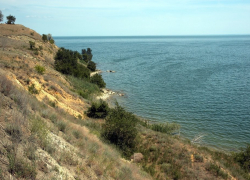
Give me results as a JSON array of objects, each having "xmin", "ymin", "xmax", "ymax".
[{"xmin": 0, "ymin": 24, "xmax": 249, "ymax": 180}]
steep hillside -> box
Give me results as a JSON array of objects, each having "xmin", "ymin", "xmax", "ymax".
[
  {"xmin": 0, "ymin": 24, "xmax": 249, "ymax": 180},
  {"xmin": 0, "ymin": 24, "xmax": 151, "ymax": 180}
]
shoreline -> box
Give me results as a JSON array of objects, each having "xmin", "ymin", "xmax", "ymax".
[
  {"xmin": 93, "ymin": 69, "xmax": 238, "ymax": 153},
  {"xmin": 93, "ymin": 69, "xmax": 124, "ymax": 101}
]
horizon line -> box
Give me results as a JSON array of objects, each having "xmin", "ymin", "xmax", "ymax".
[{"xmin": 53, "ymin": 34, "xmax": 250, "ymax": 37}]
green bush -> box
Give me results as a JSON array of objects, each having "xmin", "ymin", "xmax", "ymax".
[
  {"xmin": 102, "ymin": 103, "xmax": 138, "ymax": 157},
  {"xmin": 87, "ymin": 61, "xmax": 96, "ymax": 72},
  {"xmin": 35, "ymin": 65, "xmax": 45, "ymax": 75},
  {"xmin": 72, "ymin": 130, "xmax": 81, "ymax": 139},
  {"xmin": 149, "ymin": 122, "xmax": 180, "ymax": 135},
  {"xmin": 82, "ymin": 48, "xmax": 93, "ymax": 63},
  {"xmin": 7, "ymin": 154, "xmax": 36, "ymax": 179},
  {"xmin": 29, "ymin": 41, "xmax": 35, "ymax": 50},
  {"xmin": 48, "ymin": 100, "xmax": 57, "ymax": 108},
  {"xmin": 5, "ymin": 124, "xmax": 22, "ymax": 142},
  {"xmin": 49, "ymin": 39, "xmax": 55, "ymax": 44},
  {"xmin": 90, "ymin": 74, "xmax": 106, "ymax": 88},
  {"xmin": 42, "ymin": 34, "xmax": 48, "ymax": 42},
  {"xmin": 57, "ymin": 121, "xmax": 66, "ymax": 132},
  {"xmin": 55, "ymin": 48, "xmax": 90, "ymax": 79},
  {"xmin": 28, "ymin": 84, "xmax": 39, "ymax": 94},
  {"xmin": 234, "ymin": 144, "xmax": 250, "ymax": 172},
  {"xmin": 86, "ymin": 100, "xmax": 109, "ymax": 118},
  {"xmin": 30, "ymin": 117, "xmax": 49, "ymax": 149}
]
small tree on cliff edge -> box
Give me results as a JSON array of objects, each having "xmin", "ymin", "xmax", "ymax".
[
  {"xmin": 6, "ymin": 15, "xmax": 16, "ymax": 24},
  {"xmin": 0, "ymin": 10, "xmax": 3, "ymax": 22}
]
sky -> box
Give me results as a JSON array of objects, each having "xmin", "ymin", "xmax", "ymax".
[{"xmin": 0, "ymin": 0, "xmax": 250, "ymax": 36}]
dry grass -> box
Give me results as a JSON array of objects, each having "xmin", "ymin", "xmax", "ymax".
[{"xmin": 1, "ymin": 24, "xmax": 248, "ymax": 180}]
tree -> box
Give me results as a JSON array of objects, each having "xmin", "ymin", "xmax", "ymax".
[
  {"xmin": 47, "ymin": 33, "xmax": 55, "ymax": 44},
  {"xmin": 81, "ymin": 49, "xmax": 86, "ymax": 55},
  {"xmin": 102, "ymin": 103, "xmax": 138, "ymax": 157},
  {"xmin": 87, "ymin": 48, "xmax": 92, "ymax": 55},
  {"xmin": 54, "ymin": 48, "xmax": 90, "ymax": 79},
  {"xmin": 47, "ymin": 34, "xmax": 52, "ymax": 41},
  {"xmin": 86, "ymin": 100, "xmax": 109, "ymax": 118},
  {"xmin": 6, "ymin": 15, "xmax": 16, "ymax": 24},
  {"xmin": 82, "ymin": 48, "xmax": 93, "ymax": 63},
  {"xmin": 42, "ymin": 34, "xmax": 48, "ymax": 42},
  {"xmin": 87, "ymin": 61, "xmax": 96, "ymax": 72},
  {"xmin": 0, "ymin": 10, "xmax": 3, "ymax": 22},
  {"xmin": 90, "ymin": 74, "xmax": 106, "ymax": 88}
]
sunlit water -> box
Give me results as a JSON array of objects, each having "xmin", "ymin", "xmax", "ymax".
[{"xmin": 54, "ymin": 35, "xmax": 250, "ymax": 151}]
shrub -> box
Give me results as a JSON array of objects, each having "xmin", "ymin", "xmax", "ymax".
[
  {"xmin": 0, "ymin": 75, "xmax": 14, "ymax": 96},
  {"xmin": 194, "ymin": 154, "xmax": 204, "ymax": 162},
  {"xmin": 42, "ymin": 34, "xmax": 48, "ymax": 42},
  {"xmin": 5, "ymin": 124, "xmax": 22, "ymax": 142},
  {"xmin": 102, "ymin": 103, "xmax": 138, "ymax": 157},
  {"xmin": 87, "ymin": 61, "xmax": 96, "ymax": 72},
  {"xmin": 30, "ymin": 32, "xmax": 34, "ymax": 36},
  {"xmin": 34, "ymin": 50, "xmax": 39, "ymax": 56},
  {"xmin": 48, "ymin": 100, "xmax": 57, "ymax": 108},
  {"xmin": 149, "ymin": 122, "xmax": 180, "ymax": 134},
  {"xmin": 29, "ymin": 41, "xmax": 35, "ymax": 50},
  {"xmin": 57, "ymin": 121, "xmax": 66, "ymax": 132},
  {"xmin": 234, "ymin": 144, "xmax": 250, "ymax": 172},
  {"xmin": 206, "ymin": 162, "xmax": 228, "ymax": 179},
  {"xmin": 90, "ymin": 74, "xmax": 106, "ymax": 88},
  {"xmin": 7, "ymin": 154, "xmax": 37, "ymax": 179},
  {"xmin": 35, "ymin": 65, "xmax": 45, "ymax": 75},
  {"xmin": 72, "ymin": 130, "xmax": 81, "ymax": 139},
  {"xmin": 49, "ymin": 39, "xmax": 55, "ymax": 44},
  {"xmin": 86, "ymin": 100, "xmax": 109, "ymax": 118},
  {"xmin": 73, "ymin": 63, "xmax": 90, "ymax": 79},
  {"xmin": 28, "ymin": 84, "xmax": 39, "ymax": 94}
]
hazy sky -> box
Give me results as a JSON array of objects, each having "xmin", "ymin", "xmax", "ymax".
[{"xmin": 1, "ymin": 0, "xmax": 250, "ymax": 36}]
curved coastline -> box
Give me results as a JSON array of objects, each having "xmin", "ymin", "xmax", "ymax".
[{"xmin": 96, "ymin": 68, "xmax": 237, "ymax": 153}]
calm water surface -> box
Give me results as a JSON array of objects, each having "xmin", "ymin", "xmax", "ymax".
[{"xmin": 54, "ymin": 35, "xmax": 250, "ymax": 151}]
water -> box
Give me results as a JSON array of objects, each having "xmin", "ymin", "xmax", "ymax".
[{"xmin": 54, "ymin": 35, "xmax": 250, "ymax": 151}]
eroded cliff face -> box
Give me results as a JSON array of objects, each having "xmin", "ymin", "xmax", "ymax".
[{"xmin": 0, "ymin": 24, "xmax": 151, "ymax": 180}]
